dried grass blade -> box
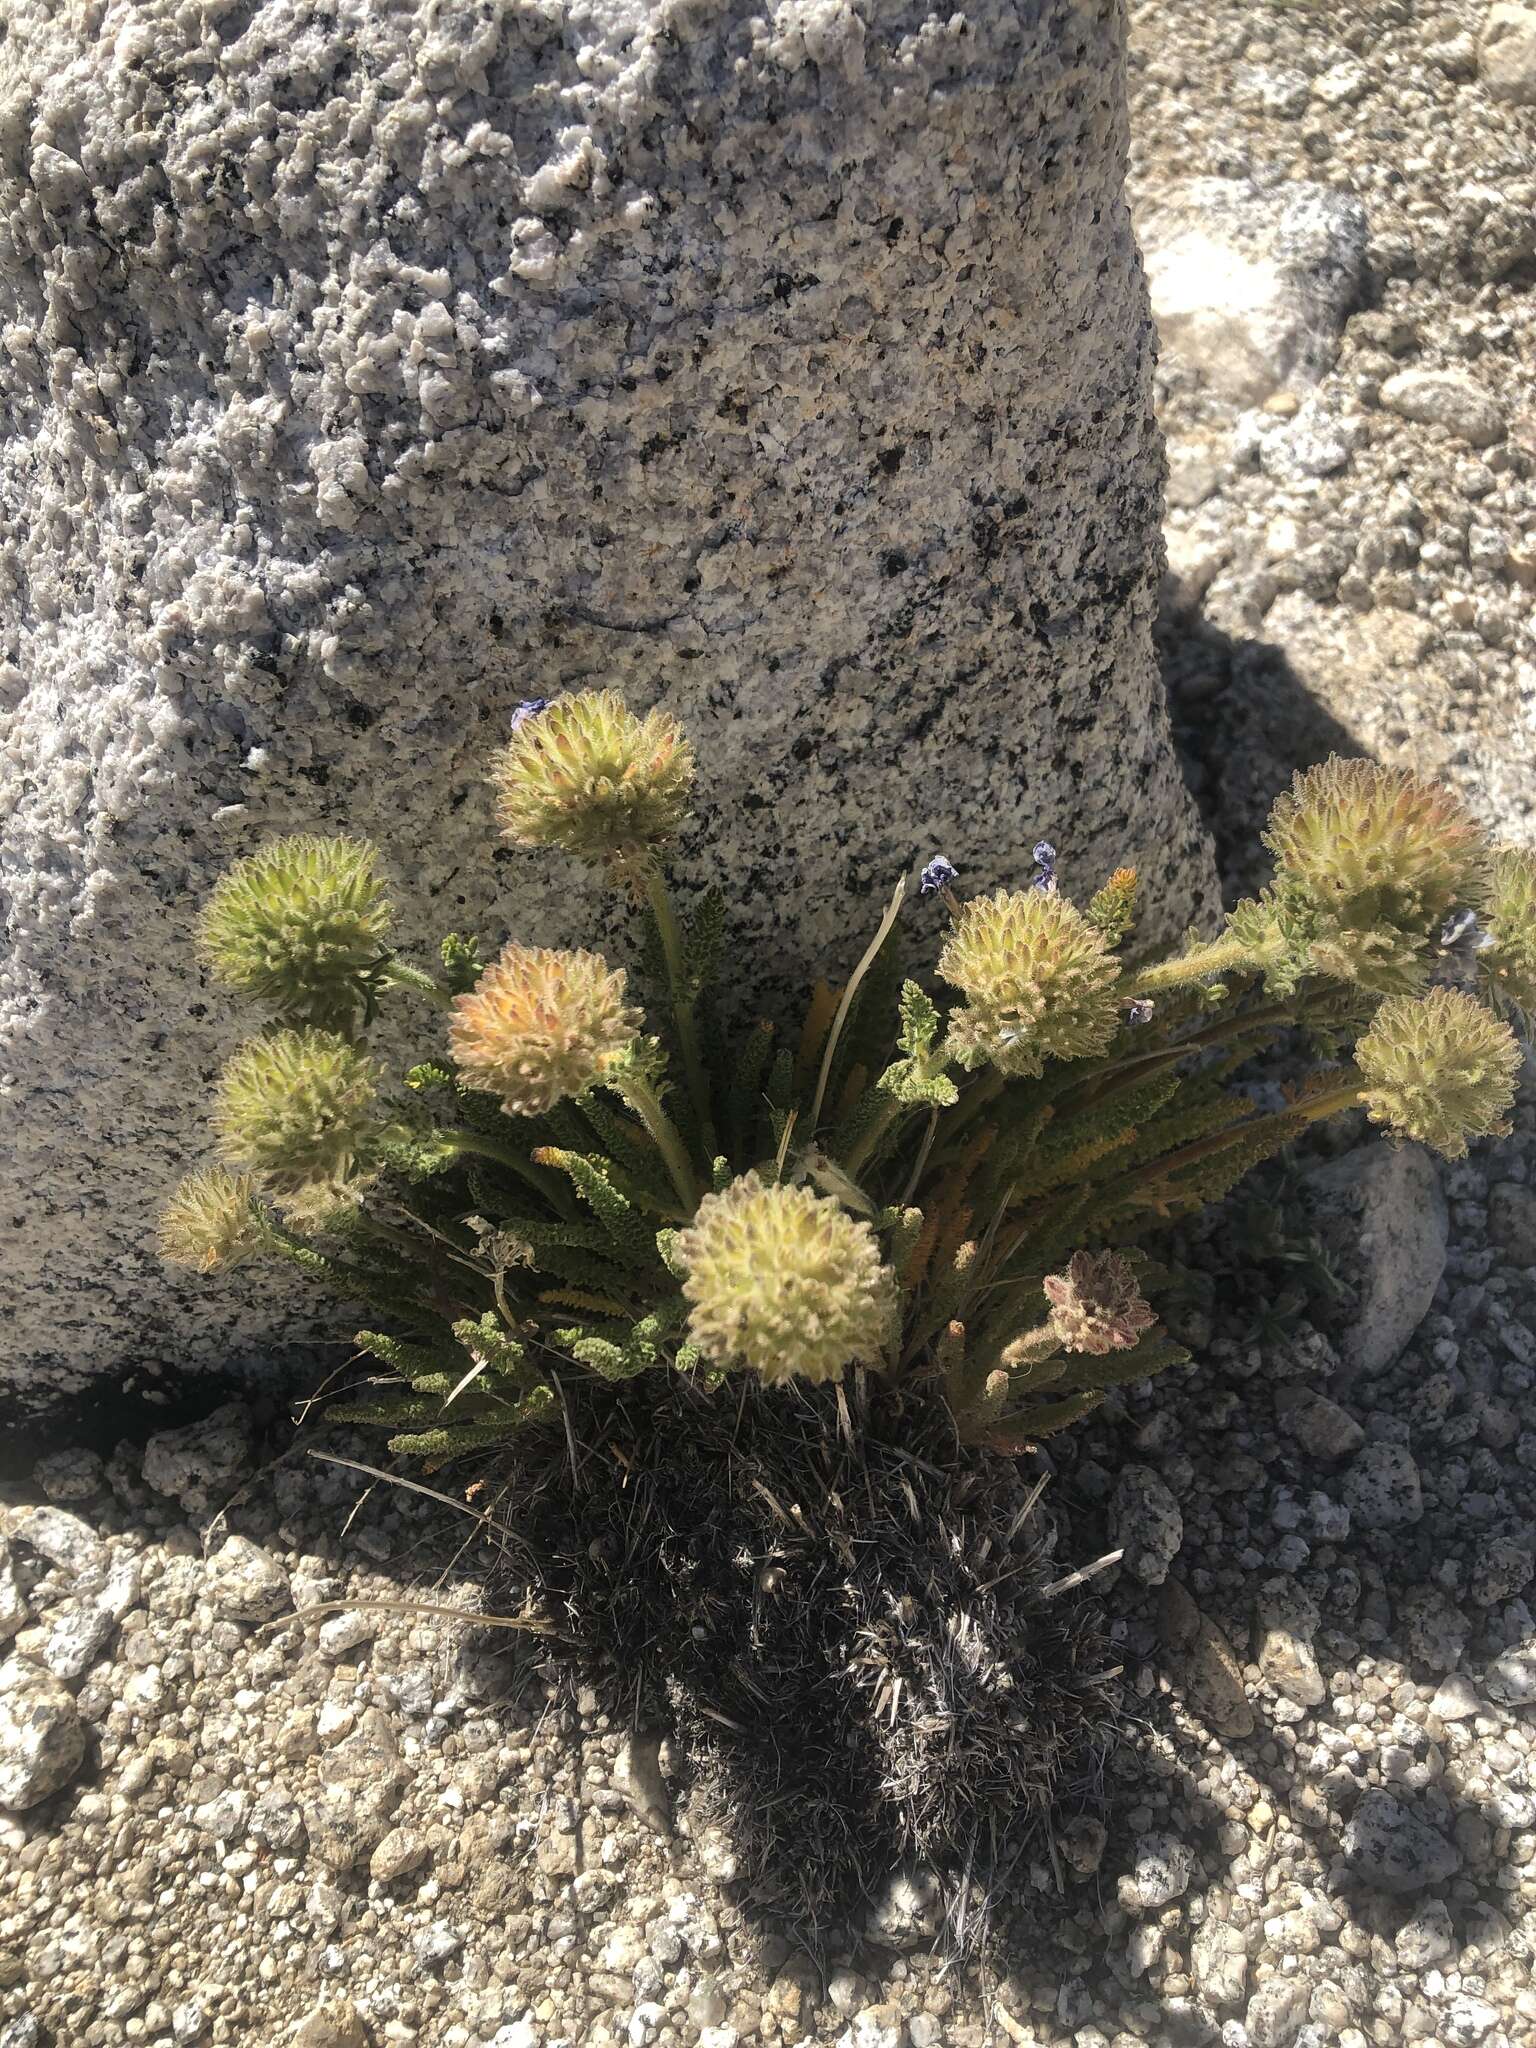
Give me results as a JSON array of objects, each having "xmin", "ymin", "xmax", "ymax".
[{"xmin": 809, "ymin": 874, "xmax": 907, "ymax": 1132}]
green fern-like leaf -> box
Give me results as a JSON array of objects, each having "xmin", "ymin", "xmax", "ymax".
[
  {"xmin": 726, "ymin": 1019, "xmax": 776, "ymax": 1161},
  {"xmin": 355, "ymin": 1329, "xmax": 460, "ymax": 1378},
  {"xmin": 531, "ymin": 1148, "xmax": 664, "ymax": 1268},
  {"xmin": 684, "ymin": 888, "xmax": 727, "ymax": 997},
  {"xmin": 406, "ymin": 1061, "xmax": 458, "ymax": 1094},
  {"xmin": 765, "ymin": 1046, "xmax": 796, "ymax": 1117},
  {"xmin": 440, "ymin": 932, "xmax": 485, "ymax": 994},
  {"xmin": 1007, "ymin": 1391, "xmax": 1104, "ymax": 1440},
  {"xmin": 451, "ymin": 1311, "xmax": 531, "ymax": 1383},
  {"xmin": 1121, "ymin": 1108, "xmax": 1314, "ymax": 1221},
  {"xmin": 578, "ymin": 1093, "xmax": 678, "ymax": 1203},
  {"xmin": 1052, "ymin": 1336, "xmax": 1192, "ymax": 1395},
  {"xmin": 329, "ymin": 1393, "xmax": 442, "ymax": 1428},
  {"xmin": 897, "ymin": 979, "xmax": 942, "ymax": 1058},
  {"xmin": 388, "ymin": 1393, "xmax": 557, "ymax": 1460}
]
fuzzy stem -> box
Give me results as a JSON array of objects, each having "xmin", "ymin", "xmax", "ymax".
[
  {"xmin": 614, "ymin": 1075, "xmax": 701, "ymax": 1213},
  {"xmin": 380, "ymin": 961, "xmax": 455, "ymax": 1010},
  {"xmin": 643, "ymin": 868, "xmax": 714, "ymax": 1151},
  {"xmin": 840, "ymin": 1094, "xmax": 905, "ymax": 1179},
  {"xmin": 1295, "ymin": 1079, "xmax": 1367, "ymax": 1125},
  {"xmin": 1127, "ymin": 934, "xmax": 1252, "ymax": 998},
  {"xmin": 438, "ymin": 1127, "xmax": 571, "ymax": 1209}
]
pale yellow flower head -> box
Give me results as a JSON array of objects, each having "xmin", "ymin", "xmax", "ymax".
[
  {"xmin": 677, "ymin": 1174, "xmax": 898, "ymax": 1386},
  {"xmin": 1355, "ymin": 988, "xmax": 1520, "ymax": 1160},
  {"xmin": 938, "ymin": 888, "xmax": 1122, "ymax": 1077},
  {"xmin": 1265, "ymin": 760, "xmax": 1487, "ymax": 945},
  {"xmin": 159, "ymin": 1167, "xmax": 262, "ymax": 1274},
  {"xmin": 491, "ymin": 689, "xmax": 695, "ymax": 876}
]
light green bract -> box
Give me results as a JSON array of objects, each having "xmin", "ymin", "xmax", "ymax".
[
  {"xmin": 1356, "ymin": 989, "xmax": 1521, "ymax": 1160},
  {"xmin": 200, "ymin": 835, "xmax": 391, "ymax": 1027}
]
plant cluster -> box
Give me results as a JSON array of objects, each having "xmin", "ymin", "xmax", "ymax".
[{"xmin": 164, "ymin": 693, "xmax": 1531, "ymax": 1463}]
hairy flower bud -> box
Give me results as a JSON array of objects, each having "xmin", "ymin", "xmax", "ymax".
[
  {"xmin": 491, "ymin": 689, "xmax": 695, "ymax": 875},
  {"xmin": 449, "ymin": 944, "xmax": 642, "ymax": 1117},
  {"xmin": 938, "ymin": 889, "xmax": 1122, "ymax": 1077},
  {"xmin": 215, "ymin": 1028, "xmax": 379, "ymax": 1184},
  {"xmin": 1042, "ymin": 1251, "xmax": 1157, "ymax": 1355},
  {"xmin": 1263, "ymin": 761, "xmax": 1487, "ymax": 978},
  {"xmin": 1355, "ymin": 988, "xmax": 1520, "ymax": 1160},
  {"xmin": 1480, "ymin": 845, "xmax": 1536, "ymax": 1020},
  {"xmin": 199, "ymin": 836, "xmax": 391, "ymax": 1024},
  {"xmin": 677, "ymin": 1173, "xmax": 898, "ymax": 1386},
  {"xmin": 159, "ymin": 1167, "xmax": 262, "ymax": 1273}
]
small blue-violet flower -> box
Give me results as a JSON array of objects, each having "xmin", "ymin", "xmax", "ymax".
[
  {"xmin": 510, "ymin": 697, "xmax": 552, "ymax": 732},
  {"xmin": 1126, "ymin": 998, "xmax": 1155, "ymax": 1027},
  {"xmin": 1031, "ymin": 840, "xmax": 1058, "ymax": 893},
  {"xmin": 920, "ymin": 855, "xmax": 959, "ymax": 896}
]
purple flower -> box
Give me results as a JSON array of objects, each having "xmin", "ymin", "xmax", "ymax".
[
  {"xmin": 510, "ymin": 697, "xmax": 552, "ymax": 732},
  {"xmin": 920, "ymin": 855, "xmax": 959, "ymax": 896},
  {"xmin": 1031, "ymin": 840, "xmax": 1058, "ymax": 893}
]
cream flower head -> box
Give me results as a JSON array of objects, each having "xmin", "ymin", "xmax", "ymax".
[
  {"xmin": 159, "ymin": 1167, "xmax": 262, "ymax": 1273},
  {"xmin": 1355, "ymin": 988, "xmax": 1520, "ymax": 1160},
  {"xmin": 491, "ymin": 689, "xmax": 695, "ymax": 877},
  {"xmin": 939, "ymin": 889, "xmax": 1122, "ymax": 1077},
  {"xmin": 677, "ymin": 1174, "xmax": 898, "ymax": 1386}
]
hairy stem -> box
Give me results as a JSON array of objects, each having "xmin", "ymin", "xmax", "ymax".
[
  {"xmin": 438, "ymin": 1128, "xmax": 573, "ymax": 1211},
  {"xmin": 614, "ymin": 1075, "xmax": 701, "ymax": 1213},
  {"xmin": 380, "ymin": 961, "xmax": 455, "ymax": 1009},
  {"xmin": 1127, "ymin": 934, "xmax": 1252, "ymax": 998}
]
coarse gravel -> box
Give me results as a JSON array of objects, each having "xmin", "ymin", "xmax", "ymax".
[
  {"xmin": 2, "ymin": 1068, "xmax": 1535, "ymax": 2048},
  {"xmin": 1129, "ymin": 0, "xmax": 1536, "ymax": 890}
]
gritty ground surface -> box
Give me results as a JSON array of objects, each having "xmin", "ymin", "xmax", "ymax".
[
  {"xmin": 1127, "ymin": 0, "xmax": 1536, "ymax": 894},
  {"xmin": 2, "ymin": 1081, "xmax": 1535, "ymax": 2048}
]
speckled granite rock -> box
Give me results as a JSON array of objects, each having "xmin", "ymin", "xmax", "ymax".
[{"xmin": 0, "ymin": 0, "xmax": 1215, "ymax": 1410}]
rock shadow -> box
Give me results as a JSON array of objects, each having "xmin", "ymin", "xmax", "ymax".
[{"xmin": 1159, "ymin": 584, "xmax": 1368, "ymax": 906}]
